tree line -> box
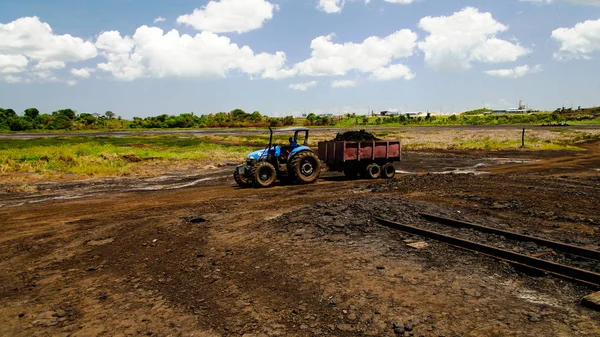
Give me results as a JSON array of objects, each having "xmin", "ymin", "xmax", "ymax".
[
  {"xmin": 0, "ymin": 108, "xmax": 296, "ymax": 131},
  {"xmin": 1, "ymin": 106, "xmax": 596, "ymax": 132}
]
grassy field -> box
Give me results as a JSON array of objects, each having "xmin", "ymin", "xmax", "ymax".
[
  {"xmin": 0, "ymin": 136, "xmax": 254, "ymax": 179},
  {"xmin": 202, "ymin": 128, "xmax": 600, "ymax": 151},
  {"xmin": 1, "ymin": 128, "xmax": 599, "ymax": 185}
]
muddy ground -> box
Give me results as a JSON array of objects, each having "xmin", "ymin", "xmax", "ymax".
[{"xmin": 1, "ymin": 143, "xmax": 600, "ymax": 337}]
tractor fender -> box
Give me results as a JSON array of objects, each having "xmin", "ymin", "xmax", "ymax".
[
  {"xmin": 289, "ymin": 146, "xmax": 312, "ymax": 158},
  {"xmin": 287, "ymin": 147, "xmax": 313, "ymax": 164}
]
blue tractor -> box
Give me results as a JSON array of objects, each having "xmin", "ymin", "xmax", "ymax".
[{"xmin": 234, "ymin": 127, "xmax": 321, "ymax": 188}]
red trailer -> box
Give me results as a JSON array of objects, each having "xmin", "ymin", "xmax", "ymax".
[{"xmin": 317, "ymin": 140, "xmax": 401, "ymax": 179}]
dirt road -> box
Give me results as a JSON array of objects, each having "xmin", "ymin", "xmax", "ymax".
[{"xmin": 1, "ymin": 144, "xmax": 600, "ymax": 336}]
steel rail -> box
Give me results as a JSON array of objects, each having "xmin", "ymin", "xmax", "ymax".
[
  {"xmin": 375, "ymin": 217, "xmax": 600, "ymax": 288},
  {"xmin": 419, "ymin": 213, "xmax": 600, "ymax": 261}
]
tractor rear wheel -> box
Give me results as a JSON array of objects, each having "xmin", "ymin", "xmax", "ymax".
[
  {"xmin": 251, "ymin": 162, "xmax": 277, "ymax": 188},
  {"xmin": 381, "ymin": 163, "xmax": 396, "ymax": 179},
  {"xmin": 290, "ymin": 152, "xmax": 321, "ymax": 184},
  {"xmin": 233, "ymin": 167, "xmax": 251, "ymax": 188},
  {"xmin": 362, "ymin": 164, "xmax": 381, "ymax": 179}
]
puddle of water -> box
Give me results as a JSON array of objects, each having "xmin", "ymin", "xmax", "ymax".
[
  {"xmin": 143, "ymin": 176, "xmax": 173, "ymax": 182},
  {"xmin": 501, "ymin": 160, "xmax": 532, "ymax": 165},
  {"xmin": 53, "ymin": 195, "xmax": 85, "ymax": 200},
  {"xmin": 434, "ymin": 170, "xmax": 490, "ymax": 176},
  {"xmin": 499, "ymin": 280, "xmax": 562, "ymax": 307},
  {"xmin": 264, "ymin": 214, "xmax": 282, "ymax": 221},
  {"xmin": 515, "ymin": 290, "xmax": 562, "ymax": 308},
  {"xmin": 166, "ymin": 177, "xmax": 216, "ymax": 190},
  {"xmin": 132, "ymin": 175, "xmax": 225, "ymax": 191},
  {"xmin": 396, "ymin": 170, "xmax": 417, "ymax": 175},
  {"xmin": 87, "ymin": 238, "xmax": 115, "ymax": 246},
  {"xmin": 485, "ymin": 158, "xmax": 533, "ymax": 165},
  {"xmin": 28, "ymin": 198, "xmax": 55, "ymax": 204}
]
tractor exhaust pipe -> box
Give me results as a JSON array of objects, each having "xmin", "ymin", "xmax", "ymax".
[{"xmin": 267, "ymin": 127, "xmax": 273, "ymax": 161}]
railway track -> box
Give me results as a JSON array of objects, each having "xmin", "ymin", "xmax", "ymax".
[{"xmin": 375, "ymin": 215, "xmax": 600, "ymax": 289}]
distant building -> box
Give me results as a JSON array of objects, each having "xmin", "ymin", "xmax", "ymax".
[
  {"xmin": 491, "ymin": 100, "xmax": 531, "ymax": 114},
  {"xmin": 491, "ymin": 108, "xmax": 528, "ymax": 114}
]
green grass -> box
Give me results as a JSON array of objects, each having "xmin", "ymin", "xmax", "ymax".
[
  {"xmin": 0, "ymin": 136, "xmax": 255, "ymax": 176},
  {"xmin": 452, "ymin": 137, "xmax": 583, "ymax": 151}
]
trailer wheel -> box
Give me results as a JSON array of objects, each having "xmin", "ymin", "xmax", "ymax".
[
  {"xmin": 234, "ymin": 166, "xmax": 252, "ymax": 188},
  {"xmin": 363, "ymin": 164, "xmax": 381, "ymax": 179},
  {"xmin": 343, "ymin": 168, "xmax": 359, "ymax": 178},
  {"xmin": 381, "ymin": 163, "xmax": 396, "ymax": 179},
  {"xmin": 290, "ymin": 152, "xmax": 321, "ymax": 184},
  {"xmin": 251, "ymin": 162, "xmax": 277, "ymax": 188}
]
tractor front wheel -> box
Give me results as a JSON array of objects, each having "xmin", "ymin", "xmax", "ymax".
[
  {"xmin": 251, "ymin": 162, "xmax": 277, "ymax": 188},
  {"xmin": 234, "ymin": 166, "xmax": 251, "ymax": 188},
  {"xmin": 290, "ymin": 152, "xmax": 321, "ymax": 184}
]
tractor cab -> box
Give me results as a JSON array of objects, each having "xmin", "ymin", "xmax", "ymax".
[
  {"xmin": 234, "ymin": 127, "xmax": 320, "ymax": 188},
  {"xmin": 280, "ymin": 128, "xmax": 308, "ymax": 160}
]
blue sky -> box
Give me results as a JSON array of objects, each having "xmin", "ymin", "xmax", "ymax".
[{"xmin": 1, "ymin": 0, "xmax": 599, "ymax": 118}]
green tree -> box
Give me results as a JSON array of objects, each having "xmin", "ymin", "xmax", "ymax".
[
  {"xmin": 24, "ymin": 108, "xmax": 40, "ymax": 120},
  {"xmin": 250, "ymin": 111, "xmax": 262, "ymax": 122},
  {"xmin": 105, "ymin": 111, "xmax": 115, "ymax": 119},
  {"xmin": 231, "ymin": 109, "xmax": 248, "ymax": 121},
  {"xmin": 282, "ymin": 116, "xmax": 295, "ymax": 126},
  {"xmin": 78, "ymin": 113, "xmax": 98, "ymax": 126},
  {"xmin": 306, "ymin": 113, "xmax": 317, "ymax": 125},
  {"xmin": 53, "ymin": 109, "xmax": 76, "ymax": 120},
  {"xmin": 0, "ymin": 108, "xmax": 18, "ymax": 120}
]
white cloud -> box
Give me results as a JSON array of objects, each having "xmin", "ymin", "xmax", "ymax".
[
  {"xmin": 485, "ymin": 64, "xmax": 542, "ymax": 78},
  {"xmin": 67, "ymin": 79, "xmax": 78, "ymax": 86},
  {"xmin": 0, "ymin": 54, "xmax": 28, "ymax": 74},
  {"xmin": 3, "ymin": 74, "xmax": 22, "ymax": 83},
  {"xmin": 31, "ymin": 70, "xmax": 59, "ymax": 82},
  {"xmin": 177, "ymin": 0, "xmax": 277, "ymax": 33},
  {"xmin": 292, "ymin": 30, "xmax": 417, "ymax": 79},
  {"xmin": 95, "ymin": 26, "xmax": 289, "ymax": 81},
  {"xmin": 289, "ymin": 81, "xmax": 317, "ymax": 91},
  {"xmin": 96, "ymin": 30, "xmax": 135, "ymax": 54},
  {"xmin": 364, "ymin": 0, "xmax": 417, "ymax": 7},
  {"xmin": 34, "ymin": 61, "xmax": 66, "ymax": 70},
  {"xmin": 0, "ymin": 17, "xmax": 97, "ymax": 65},
  {"xmin": 519, "ymin": 0, "xmax": 553, "ymax": 3},
  {"xmin": 520, "ymin": 0, "xmax": 600, "ymax": 5},
  {"xmin": 153, "ymin": 17, "xmax": 166, "ymax": 24},
  {"xmin": 552, "ymin": 18, "xmax": 600, "ymax": 60},
  {"xmin": 318, "ymin": 0, "xmax": 345, "ymax": 13},
  {"xmin": 566, "ymin": 0, "xmax": 600, "ymax": 5},
  {"xmin": 418, "ymin": 7, "xmax": 529, "ymax": 71},
  {"xmin": 384, "ymin": 0, "xmax": 416, "ymax": 3},
  {"xmin": 331, "ymin": 79, "xmax": 358, "ymax": 88},
  {"xmin": 70, "ymin": 67, "xmax": 95, "ymax": 78},
  {"xmin": 0, "ymin": 16, "xmax": 97, "ymax": 83},
  {"xmin": 370, "ymin": 63, "xmax": 415, "ymax": 80}
]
